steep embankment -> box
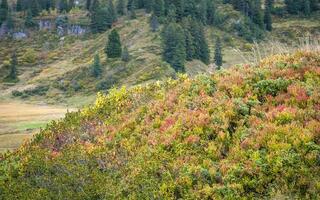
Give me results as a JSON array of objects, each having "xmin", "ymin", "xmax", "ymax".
[{"xmin": 1, "ymin": 51, "xmax": 319, "ymax": 199}]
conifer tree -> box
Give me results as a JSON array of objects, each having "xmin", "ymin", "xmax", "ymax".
[
  {"xmin": 162, "ymin": 22, "xmax": 186, "ymax": 72},
  {"xmin": 167, "ymin": 4, "xmax": 176, "ymax": 23},
  {"xmin": 68, "ymin": 0, "xmax": 75, "ymax": 12},
  {"xmin": 127, "ymin": 0, "xmax": 134, "ymax": 12},
  {"xmin": 90, "ymin": 0, "xmax": 113, "ymax": 33},
  {"xmin": 304, "ymin": 0, "xmax": 311, "ymax": 16},
  {"xmin": 8, "ymin": 52, "xmax": 18, "ymax": 80},
  {"xmin": 105, "ymin": 29, "xmax": 122, "ymax": 58},
  {"xmin": 0, "ymin": 0, "xmax": 8, "ymax": 25},
  {"xmin": 30, "ymin": 0, "xmax": 40, "ymax": 16},
  {"xmin": 206, "ymin": 0, "xmax": 216, "ymax": 25},
  {"xmin": 25, "ymin": 9, "xmax": 37, "ymax": 28},
  {"xmin": 108, "ymin": 0, "xmax": 117, "ymax": 23},
  {"xmin": 6, "ymin": 11, "xmax": 14, "ymax": 31},
  {"xmin": 150, "ymin": 13, "xmax": 159, "ymax": 32},
  {"xmin": 121, "ymin": 46, "xmax": 130, "ymax": 62},
  {"xmin": 214, "ymin": 37, "xmax": 223, "ymax": 69},
  {"xmin": 197, "ymin": 23, "xmax": 210, "ymax": 64},
  {"xmin": 16, "ymin": 0, "xmax": 23, "ymax": 12},
  {"xmin": 144, "ymin": 0, "xmax": 154, "ymax": 13},
  {"xmin": 153, "ymin": 0, "xmax": 164, "ymax": 17},
  {"xmin": 251, "ymin": 0, "xmax": 264, "ymax": 28},
  {"xmin": 264, "ymin": 0, "xmax": 272, "ymax": 31},
  {"xmin": 116, "ymin": 0, "xmax": 126, "ymax": 15},
  {"xmin": 58, "ymin": 0, "xmax": 68, "ymax": 13},
  {"xmin": 198, "ymin": 0, "xmax": 207, "ymax": 25},
  {"xmin": 91, "ymin": 54, "xmax": 102, "ymax": 78},
  {"xmin": 86, "ymin": 0, "xmax": 91, "ymax": 10},
  {"xmin": 128, "ymin": 1, "xmax": 136, "ymax": 19}
]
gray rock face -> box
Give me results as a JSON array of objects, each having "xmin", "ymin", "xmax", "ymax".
[
  {"xmin": 12, "ymin": 32, "xmax": 28, "ymax": 39},
  {"xmin": 38, "ymin": 19, "xmax": 88, "ymax": 36},
  {"xmin": 67, "ymin": 25, "xmax": 87, "ymax": 35},
  {"xmin": 39, "ymin": 20, "xmax": 53, "ymax": 30}
]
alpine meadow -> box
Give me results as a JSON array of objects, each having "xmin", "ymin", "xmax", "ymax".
[{"xmin": 0, "ymin": 0, "xmax": 320, "ymax": 199}]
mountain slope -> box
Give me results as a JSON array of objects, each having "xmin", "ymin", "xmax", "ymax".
[{"xmin": 1, "ymin": 50, "xmax": 319, "ymax": 199}]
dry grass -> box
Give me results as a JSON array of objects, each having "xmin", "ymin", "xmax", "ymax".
[
  {"xmin": 0, "ymin": 101, "xmax": 73, "ymax": 152},
  {"xmin": 233, "ymin": 35, "xmax": 320, "ymax": 65}
]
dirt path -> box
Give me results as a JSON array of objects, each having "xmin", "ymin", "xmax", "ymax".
[{"xmin": 0, "ymin": 101, "xmax": 74, "ymax": 152}]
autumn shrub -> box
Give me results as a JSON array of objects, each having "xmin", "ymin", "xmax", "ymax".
[{"xmin": 0, "ymin": 51, "xmax": 319, "ymax": 199}]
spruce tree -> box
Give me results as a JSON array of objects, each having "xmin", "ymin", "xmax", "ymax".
[
  {"xmin": 58, "ymin": 0, "xmax": 68, "ymax": 13},
  {"xmin": 108, "ymin": 0, "xmax": 117, "ymax": 23},
  {"xmin": 6, "ymin": 11, "xmax": 14, "ymax": 31},
  {"xmin": 16, "ymin": 0, "xmax": 23, "ymax": 12},
  {"xmin": 214, "ymin": 37, "xmax": 223, "ymax": 69},
  {"xmin": 25, "ymin": 9, "xmax": 37, "ymax": 28},
  {"xmin": 116, "ymin": 0, "xmax": 126, "ymax": 16},
  {"xmin": 90, "ymin": 1, "xmax": 113, "ymax": 33},
  {"xmin": 264, "ymin": 0, "xmax": 272, "ymax": 31},
  {"xmin": 0, "ymin": 0, "xmax": 8, "ymax": 25},
  {"xmin": 8, "ymin": 52, "xmax": 18, "ymax": 80},
  {"xmin": 198, "ymin": 23, "xmax": 210, "ymax": 64},
  {"xmin": 150, "ymin": 13, "xmax": 159, "ymax": 32},
  {"xmin": 121, "ymin": 46, "xmax": 130, "ymax": 62},
  {"xmin": 105, "ymin": 29, "xmax": 122, "ymax": 58},
  {"xmin": 86, "ymin": 0, "xmax": 91, "ymax": 10},
  {"xmin": 162, "ymin": 22, "xmax": 186, "ymax": 72},
  {"xmin": 144, "ymin": 0, "xmax": 154, "ymax": 13},
  {"xmin": 91, "ymin": 54, "xmax": 102, "ymax": 78},
  {"xmin": 304, "ymin": 0, "xmax": 311, "ymax": 16},
  {"xmin": 30, "ymin": 0, "xmax": 40, "ymax": 16},
  {"xmin": 153, "ymin": 0, "xmax": 164, "ymax": 18},
  {"xmin": 251, "ymin": 0, "xmax": 264, "ymax": 28},
  {"xmin": 129, "ymin": 2, "xmax": 136, "ymax": 19},
  {"xmin": 167, "ymin": 4, "xmax": 177, "ymax": 23},
  {"xmin": 206, "ymin": 0, "xmax": 216, "ymax": 25},
  {"xmin": 68, "ymin": 0, "xmax": 75, "ymax": 12}
]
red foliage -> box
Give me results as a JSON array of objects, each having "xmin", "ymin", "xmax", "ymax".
[{"xmin": 160, "ymin": 117, "xmax": 176, "ymax": 132}]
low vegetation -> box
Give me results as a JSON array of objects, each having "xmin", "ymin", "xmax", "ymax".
[{"xmin": 1, "ymin": 51, "xmax": 319, "ymax": 199}]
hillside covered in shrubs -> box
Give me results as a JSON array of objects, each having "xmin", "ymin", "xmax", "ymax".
[{"xmin": 1, "ymin": 50, "xmax": 320, "ymax": 199}]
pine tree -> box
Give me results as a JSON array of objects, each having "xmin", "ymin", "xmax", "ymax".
[
  {"xmin": 0, "ymin": 0, "xmax": 8, "ymax": 25},
  {"xmin": 206, "ymin": 0, "xmax": 216, "ymax": 25},
  {"xmin": 129, "ymin": 1, "xmax": 136, "ymax": 19},
  {"xmin": 25, "ymin": 9, "xmax": 37, "ymax": 28},
  {"xmin": 167, "ymin": 4, "xmax": 177, "ymax": 23},
  {"xmin": 121, "ymin": 46, "xmax": 130, "ymax": 62},
  {"xmin": 116, "ymin": 0, "xmax": 126, "ymax": 15},
  {"xmin": 105, "ymin": 29, "xmax": 122, "ymax": 58},
  {"xmin": 30, "ymin": 0, "xmax": 40, "ymax": 16},
  {"xmin": 8, "ymin": 52, "xmax": 18, "ymax": 80},
  {"xmin": 214, "ymin": 37, "xmax": 223, "ymax": 69},
  {"xmin": 162, "ymin": 22, "xmax": 186, "ymax": 72},
  {"xmin": 144, "ymin": 0, "xmax": 154, "ymax": 13},
  {"xmin": 303, "ymin": 0, "xmax": 311, "ymax": 16},
  {"xmin": 108, "ymin": 0, "xmax": 117, "ymax": 23},
  {"xmin": 264, "ymin": 0, "xmax": 272, "ymax": 31},
  {"xmin": 86, "ymin": 0, "xmax": 91, "ymax": 10},
  {"xmin": 150, "ymin": 13, "xmax": 159, "ymax": 32},
  {"xmin": 197, "ymin": 23, "xmax": 210, "ymax": 64},
  {"xmin": 153, "ymin": 0, "xmax": 164, "ymax": 17},
  {"xmin": 90, "ymin": 1, "xmax": 113, "ymax": 33},
  {"xmin": 16, "ymin": 0, "xmax": 23, "ymax": 12},
  {"xmin": 6, "ymin": 11, "xmax": 14, "ymax": 31},
  {"xmin": 251, "ymin": 0, "xmax": 264, "ymax": 28},
  {"xmin": 58, "ymin": 0, "xmax": 68, "ymax": 13},
  {"xmin": 68, "ymin": 0, "xmax": 75, "ymax": 12},
  {"xmin": 91, "ymin": 54, "xmax": 102, "ymax": 78}
]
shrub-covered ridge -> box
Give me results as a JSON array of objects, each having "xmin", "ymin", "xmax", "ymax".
[{"xmin": 0, "ymin": 51, "xmax": 320, "ymax": 199}]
